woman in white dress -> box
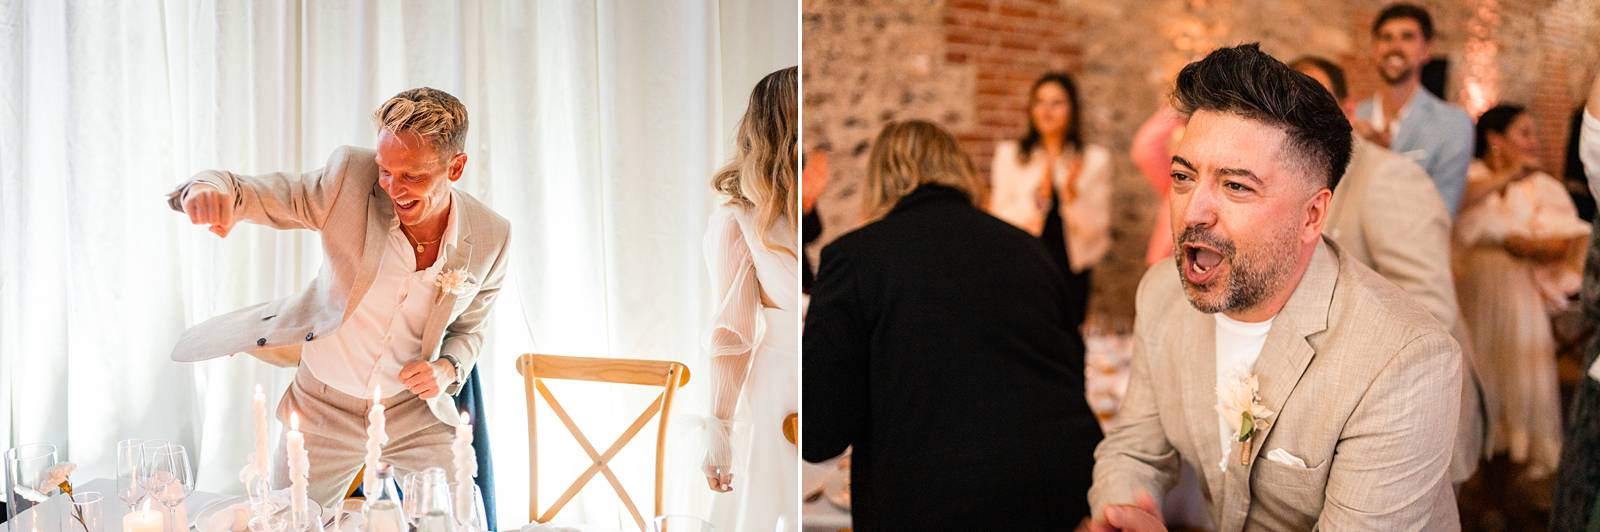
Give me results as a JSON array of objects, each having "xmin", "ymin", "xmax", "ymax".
[
  {"xmin": 701, "ymin": 66, "xmax": 799, "ymax": 532},
  {"xmin": 1456, "ymin": 104, "xmax": 1589, "ymax": 480},
  {"xmin": 986, "ymin": 72, "xmax": 1112, "ymax": 332}
]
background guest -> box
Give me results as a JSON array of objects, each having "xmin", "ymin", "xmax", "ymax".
[
  {"xmin": 987, "ymin": 72, "xmax": 1113, "ymax": 332},
  {"xmin": 702, "ymin": 67, "xmax": 800, "ymax": 531},
  {"xmin": 1133, "ymin": 104, "xmax": 1187, "ymax": 267},
  {"xmin": 1456, "ymin": 104, "xmax": 1589, "ymax": 483},
  {"xmin": 1354, "ymin": 2, "xmax": 1475, "ymax": 217},
  {"xmin": 1553, "ymin": 66, "xmax": 1600, "ymax": 532},
  {"xmin": 1292, "ymin": 55, "xmax": 1488, "ymax": 486},
  {"xmin": 803, "ymin": 120, "xmax": 1102, "ymax": 529}
]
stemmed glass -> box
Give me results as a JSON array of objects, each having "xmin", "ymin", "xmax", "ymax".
[
  {"xmin": 143, "ymin": 443, "xmax": 195, "ymax": 532},
  {"xmin": 115, "ymin": 439, "xmax": 145, "ymax": 511},
  {"xmin": 405, "ymin": 467, "xmax": 453, "ymax": 529}
]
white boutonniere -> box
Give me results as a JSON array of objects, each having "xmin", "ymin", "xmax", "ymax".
[
  {"xmin": 1215, "ymin": 374, "xmax": 1275, "ymax": 468},
  {"xmin": 435, "ymin": 268, "xmax": 477, "ymax": 304}
]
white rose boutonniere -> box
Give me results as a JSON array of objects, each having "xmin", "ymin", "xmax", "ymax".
[
  {"xmin": 1215, "ymin": 374, "xmax": 1275, "ymax": 468},
  {"xmin": 435, "ymin": 268, "xmax": 478, "ymax": 304}
]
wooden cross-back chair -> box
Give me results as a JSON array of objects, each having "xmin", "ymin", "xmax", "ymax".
[{"xmin": 516, "ymin": 354, "xmax": 690, "ymax": 530}]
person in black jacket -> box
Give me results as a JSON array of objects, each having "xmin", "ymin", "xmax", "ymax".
[{"xmin": 802, "ymin": 120, "xmax": 1103, "ymax": 530}]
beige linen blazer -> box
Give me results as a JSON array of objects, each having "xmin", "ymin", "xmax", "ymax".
[
  {"xmin": 164, "ymin": 146, "xmax": 511, "ymax": 426},
  {"xmin": 1088, "ymin": 238, "xmax": 1462, "ymax": 531},
  {"xmin": 1325, "ymin": 138, "xmax": 1491, "ymax": 483}
]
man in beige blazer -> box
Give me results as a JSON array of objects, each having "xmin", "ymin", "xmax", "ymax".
[
  {"xmin": 1085, "ymin": 45, "xmax": 1461, "ymax": 531},
  {"xmin": 166, "ymin": 88, "xmax": 511, "ymax": 506},
  {"xmin": 1294, "ymin": 56, "xmax": 1490, "ymax": 485}
]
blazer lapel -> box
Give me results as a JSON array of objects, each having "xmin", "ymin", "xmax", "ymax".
[
  {"xmin": 346, "ymin": 184, "xmax": 393, "ymax": 321},
  {"xmin": 1178, "ymin": 306, "xmax": 1224, "ymax": 504},
  {"xmin": 418, "ymin": 191, "xmax": 477, "ymax": 360},
  {"xmin": 1216, "ymin": 239, "xmax": 1338, "ymax": 531}
]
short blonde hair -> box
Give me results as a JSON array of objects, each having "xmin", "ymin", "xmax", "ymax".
[
  {"xmin": 372, "ymin": 87, "xmax": 469, "ymax": 157},
  {"xmin": 860, "ymin": 120, "xmax": 985, "ymax": 222}
]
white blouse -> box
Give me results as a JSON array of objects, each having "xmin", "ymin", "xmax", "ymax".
[{"xmin": 987, "ymin": 140, "xmax": 1113, "ymax": 273}]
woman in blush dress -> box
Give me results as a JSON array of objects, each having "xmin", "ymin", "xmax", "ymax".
[
  {"xmin": 701, "ymin": 66, "xmax": 799, "ymax": 532},
  {"xmin": 1455, "ymin": 104, "xmax": 1590, "ymax": 480}
]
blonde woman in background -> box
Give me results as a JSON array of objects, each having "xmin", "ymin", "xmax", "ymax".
[
  {"xmin": 701, "ymin": 66, "xmax": 799, "ymax": 532},
  {"xmin": 987, "ymin": 72, "xmax": 1112, "ymax": 332}
]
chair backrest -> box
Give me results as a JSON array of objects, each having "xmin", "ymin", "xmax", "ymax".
[{"xmin": 516, "ymin": 354, "xmax": 691, "ymax": 530}]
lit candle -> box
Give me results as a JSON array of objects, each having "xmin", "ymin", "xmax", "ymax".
[
  {"xmin": 364, "ymin": 385, "xmax": 389, "ymax": 497},
  {"xmin": 287, "ymin": 412, "xmax": 309, "ymax": 524},
  {"xmin": 123, "ymin": 499, "xmax": 163, "ymax": 532},
  {"xmin": 452, "ymin": 412, "xmax": 478, "ymax": 522},
  {"xmin": 253, "ymin": 384, "xmax": 269, "ymax": 479}
]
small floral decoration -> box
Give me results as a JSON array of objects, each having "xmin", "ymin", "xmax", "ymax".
[
  {"xmin": 1215, "ymin": 374, "xmax": 1275, "ymax": 468},
  {"xmin": 14, "ymin": 463, "xmax": 89, "ymax": 530},
  {"xmin": 435, "ymin": 268, "xmax": 478, "ymax": 304}
]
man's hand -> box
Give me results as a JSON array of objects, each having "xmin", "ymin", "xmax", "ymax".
[
  {"xmin": 802, "ymin": 149, "xmax": 830, "ymax": 213},
  {"xmin": 1353, "ymin": 119, "xmax": 1391, "ymax": 149},
  {"xmin": 181, "ymin": 183, "xmax": 237, "ymax": 238},
  {"xmin": 1079, "ymin": 491, "xmax": 1166, "ymax": 532},
  {"xmin": 400, "ymin": 358, "xmax": 456, "ymax": 400}
]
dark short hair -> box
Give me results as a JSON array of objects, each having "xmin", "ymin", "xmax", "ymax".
[
  {"xmin": 1372, "ymin": 3, "xmax": 1434, "ymax": 41},
  {"xmin": 1474, "ymin": 104, "xmax": 1527, "ymax": 159},
  {"xmin": 1018, "ymin": 72, "xmax": 1082, "ymax": 164},
  {"xmin": 1290, "ymin": 56, "xmax": 1347, "ymax": 101},
  {"xmin": 1173, "ymin": 44, "xmax": 1353, "ymax": 192}
]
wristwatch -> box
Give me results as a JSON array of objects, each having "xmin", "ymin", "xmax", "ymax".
[{"xmin": 440, "ymin": 354, "xmax": 466, "ymax": 395}]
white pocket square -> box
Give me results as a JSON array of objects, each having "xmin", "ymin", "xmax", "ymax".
[{"xmin": 1265, "ymin": 448, "xmax": 1308, "ymax": 468}]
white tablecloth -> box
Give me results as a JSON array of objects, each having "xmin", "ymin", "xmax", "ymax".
[{"xmin": 0, "ymin": 477, "xmax": 232, "ymax": 532}]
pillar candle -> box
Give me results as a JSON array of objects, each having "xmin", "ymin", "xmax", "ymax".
[{"xmin": 123, "ymin": 499, "xmax": 163, "ymax": 532}]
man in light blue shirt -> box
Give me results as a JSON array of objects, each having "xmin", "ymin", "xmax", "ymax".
[{"xmin": 1354, "ymin": 3, "xmax": 1474, "ymax": 218}]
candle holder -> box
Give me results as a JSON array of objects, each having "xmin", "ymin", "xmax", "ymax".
[{"xmin": 245, "ymin": 476, "xmax": 275, "ymax": 519}]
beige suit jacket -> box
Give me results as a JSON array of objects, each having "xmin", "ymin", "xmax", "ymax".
[
  {"xmin": 1325, "ymin": 138, "xmax": 1491, "ymax": 482},
  {"xmin": 1088, "ymin": 238, "xmax": 1462, "ymax": 531},
  {"xmin": 165, "ymin": 146, "xmax": 511, "ymax": 426}
]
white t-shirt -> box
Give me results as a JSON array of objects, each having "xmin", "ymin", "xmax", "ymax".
[{"xmin": 1215, "ymin": 312, "xmax": 1274, "ymax": 472}]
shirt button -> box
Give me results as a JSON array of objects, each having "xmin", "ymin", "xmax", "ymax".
[
  {"xmin": 256, "ymin": 338, "xmax": 267, "ymax": 346},
  {"xmin": 305, "ymin": 332, "xmax": 316, "ymax": 342}
]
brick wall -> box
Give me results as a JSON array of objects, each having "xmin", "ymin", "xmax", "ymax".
[{"xmin": 804, "ymin": 0, "xmax": 1600, "ymax": 325}]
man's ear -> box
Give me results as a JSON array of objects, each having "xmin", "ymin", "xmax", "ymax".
[
  {"xmin": 448, "ymin": 152, "xmax": 468, "ymax": 182},
  {"xmin": 1303, "ymin": 187, "xmax": 1333, "ymax": 243}
]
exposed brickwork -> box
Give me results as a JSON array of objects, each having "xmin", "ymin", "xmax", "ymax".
[{"xmin": 804, "ymin": 0, "xmax": 1600, "ymax": 325}]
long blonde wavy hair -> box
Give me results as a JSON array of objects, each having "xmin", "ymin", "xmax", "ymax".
[{"xmin": 712, "ymin": 66, "xmax": 798, "ymax": 257}]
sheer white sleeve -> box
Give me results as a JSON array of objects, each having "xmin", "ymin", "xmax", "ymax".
[{"xmin": 703, "ymin": 209, "xmax": 761, "ymax": 420}]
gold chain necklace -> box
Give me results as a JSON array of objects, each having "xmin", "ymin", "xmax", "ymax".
[{"xmin": 399, "ymin": 224, "xmax": 444, "ymax": 254}]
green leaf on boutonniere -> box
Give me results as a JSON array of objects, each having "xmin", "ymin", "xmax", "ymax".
[{"xmin": 1238, "ymin": 411, "xmax": 1255, "ymax": 442}]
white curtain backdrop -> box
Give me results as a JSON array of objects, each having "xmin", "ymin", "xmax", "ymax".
[{"xmin": 0, "ymin": 0, "xmax": 797, "ymax": 528}]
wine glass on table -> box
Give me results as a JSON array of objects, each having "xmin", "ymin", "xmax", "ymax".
[
  {"xmin": 116, "ymin": 439, "xmax": 145, "ymax": 511},
  {"xmin": 146, "ymin": 443, "xmax": 195, "ymax": 532}
]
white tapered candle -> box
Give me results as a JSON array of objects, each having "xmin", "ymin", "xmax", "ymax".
[
  {"xmin": 364, "ymin": 385, "xmax": 389, "ymax": 497},
  {"xmin": 253, "ymin": 384, "xmax": 269, "ymax": 479},
  {"xmin": 452, "ymin": 412, "xmax": 477, "ymax": 522},
  {"xmin": 287, "ymin": 412, "xmax": 309, "ymax": 522}
]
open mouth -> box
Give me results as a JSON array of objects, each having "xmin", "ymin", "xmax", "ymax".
[
  {"xmin": 396, "ymin": 199, "xmax": 420, "ymax": 213},
  {"xmin": 1183, "ymin": 243, "xmax": 1225, "ymax": 286}
]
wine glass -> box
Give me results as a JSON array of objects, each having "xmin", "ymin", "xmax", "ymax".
[
  {"xmin": 136, "ymin": 440, "xmax": 169, "ymax": 495},
  {"xmin": 146, "ymin": 444, "xmax": 195, "ymax": 532},
  {"xmin": 115, "ymin": 439, "xmax": 145, "ymax": 510}
]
